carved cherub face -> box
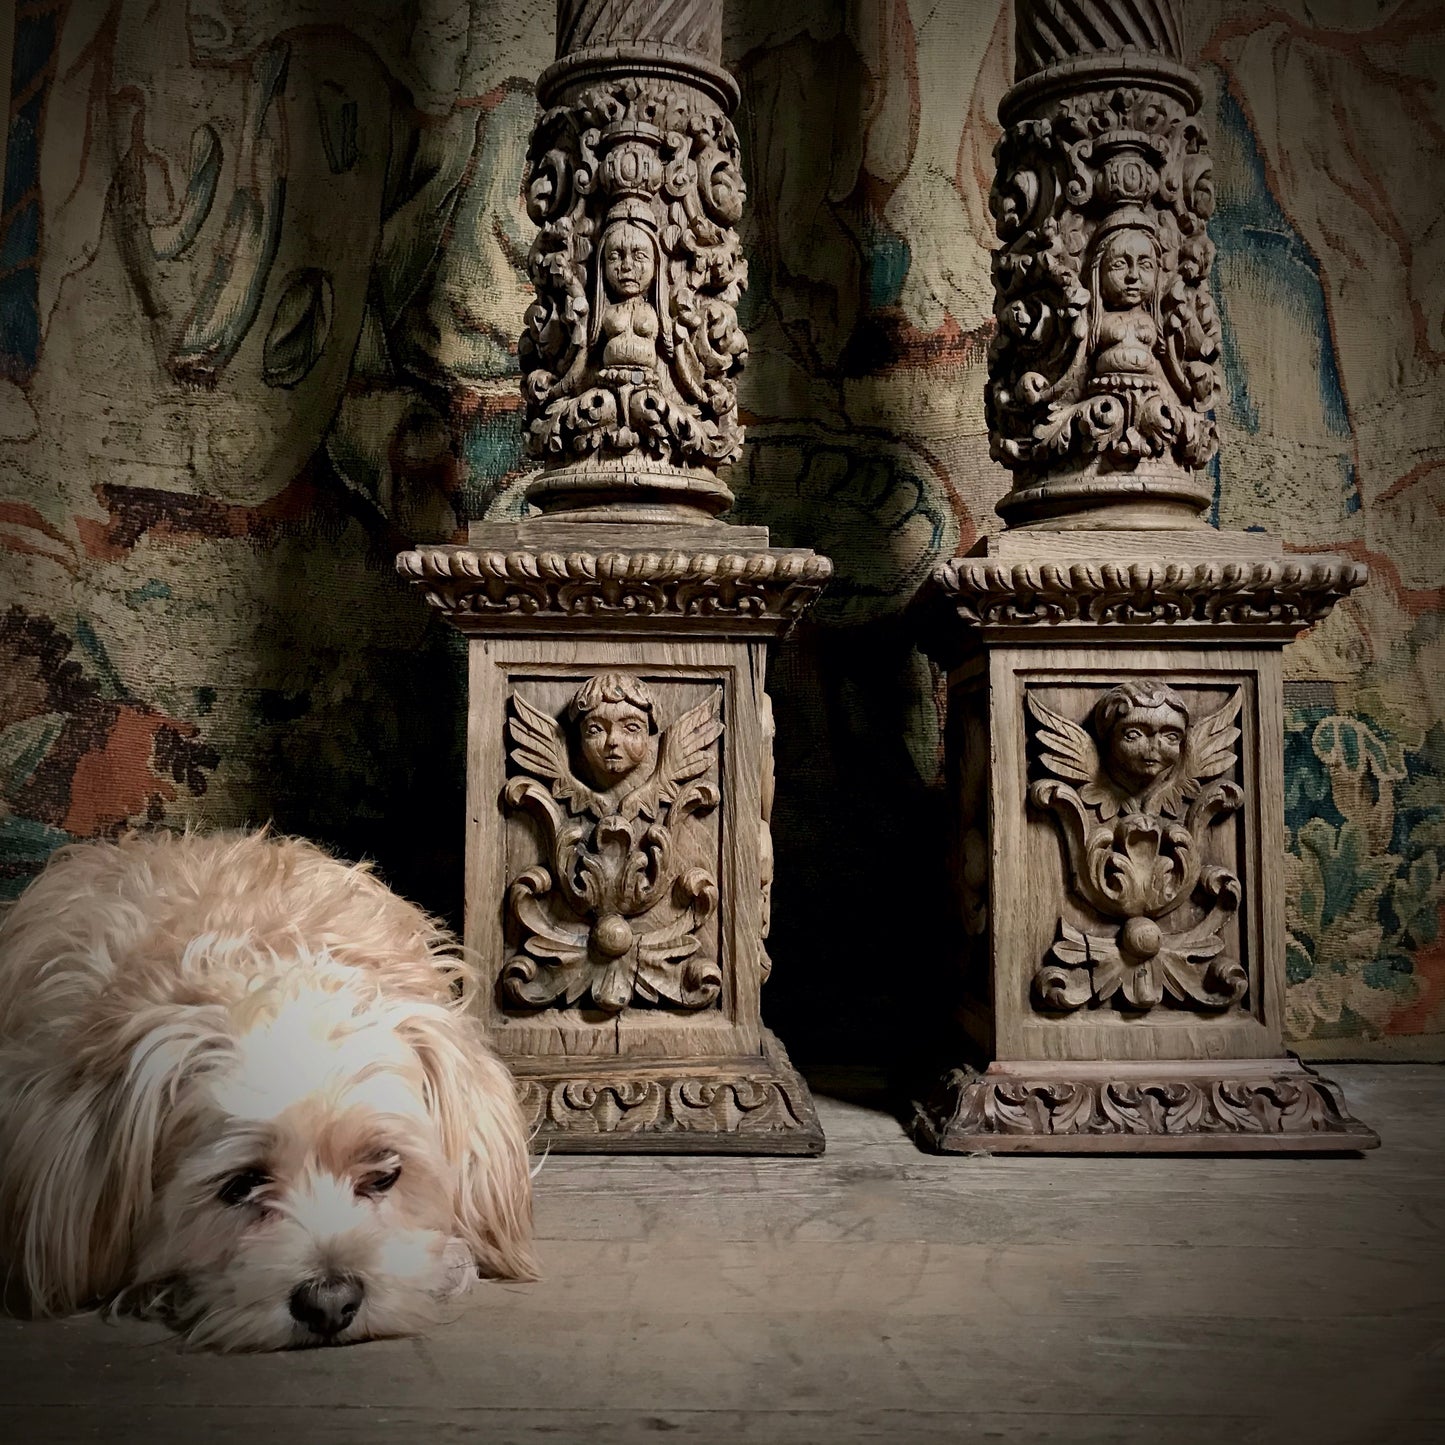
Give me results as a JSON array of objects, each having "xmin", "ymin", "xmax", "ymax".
[
  {"xmin": 1098, "ymin": 696, "xmax": 1190, "ymax": 791},
  {"xmin": 578, "ymin": 700, "xmax": 652, "ymax": 787},
  {"xmin": 567, "ymin": 673, "xmax": 658, "ymax": 791},
  {"xmin": 602, "ymin": 222, "xmax": 655, "ymax": 299},
  {"xmin": 1098, "ymin": 229, "xmax": 1159, "ymax": 310}
]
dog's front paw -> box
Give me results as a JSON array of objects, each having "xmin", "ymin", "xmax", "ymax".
[{"xmin": 439, "ymin": 1238, "xmax": 477, "ymax": 1299}]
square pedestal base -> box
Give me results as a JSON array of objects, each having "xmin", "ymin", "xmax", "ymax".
[
  {"xmin": 912, "ymin": 1058, "xmax": 1380, "ymax": 1154},
  {"xmin": 397, "ymin": 521, "xmax": 832, "ymax": 1156},
  {"xmin": 513, "ymin": 1027, "xmax": 823, "ymax": 1155}
]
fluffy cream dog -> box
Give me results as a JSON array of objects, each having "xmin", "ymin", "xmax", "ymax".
[{"xmin": 0, "ymin": 830, "xmax": 535, "ymax": 1350}]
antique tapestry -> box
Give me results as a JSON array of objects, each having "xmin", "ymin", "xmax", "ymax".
[{"xmin": 2, "ymin": 0, "xmax": 1441, "ymax": 1059}]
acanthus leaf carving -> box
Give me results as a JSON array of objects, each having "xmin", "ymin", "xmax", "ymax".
[
  {"xmin": 986, "ymin": 40, "xmax": 1221, "ymax": 521},
  {"xmin": 1027, "ymin": 679, "xmax": 1249, "ymax": 1014},
  {"xmin": 926, "ymin": 557, "xmax": 1368, "ymax": 637},
  {"xmin": 519, "ymin": 71, "xmax": 747, "ymax": 479},
  {"xmin": 919, "ymin": 1066, "xmax": 1375, "ymax": 1144},
  {"xmin": 502, "ymin": 672, "xmax": 724, "ymax": 1015}
]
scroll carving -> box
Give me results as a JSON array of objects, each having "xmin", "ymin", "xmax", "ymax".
[
  {"xmin": 922, "ymin": 1067, "xmax": 1376, "ymax": 1144},
  {"xmin": 518, "ymin": 1074, "xmax": 802, "ymax": 1138},
  {"xmin": 502, "ymin": 673, "xmax": 723, "ymax": 1014},
  {"xmin": 1028, "ymin": 679, "xmax": 1248, "ymax": 1012},
  {"xmin": 987, "ymin": 0, "xmax": 1221, "ymax": 522},
  {"xmin": 519, "ymin": 69, "xmax": 747, "ymax": 484}
]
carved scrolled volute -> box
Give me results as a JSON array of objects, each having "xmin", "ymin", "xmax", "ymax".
[
  {"xmin": 519, "ymin": 0, "xmax": 746, "ymax": 522},
  {"xmin": 988, "ymin": 0, "xmax": 1221, "ymax": 528},
  {"xmin": 1027, "ymin": 678, "xmax": 1248, "ymax": 1013},
  {"xmin": 502, "ymin": 671, "xmax": 724, "ymax": 1014}
]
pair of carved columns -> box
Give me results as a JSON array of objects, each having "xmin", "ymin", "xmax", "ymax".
[
  {"xmin": 913, "ymin": 0, "xmax": 1376, "ymax": 1151},
  {"xmin": 398, "ymin": 0, "xmax": 829, "ymax": 1153},
  {"xmin": 398, "ymin": 0, "xmax": 1378, "ymax": 1155}
]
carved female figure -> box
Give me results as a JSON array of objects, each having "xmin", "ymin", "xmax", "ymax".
[
  {"xmin": 589, "ymin": 203, "xmax": 672, "ymax": 448},
  {"xmin": 1086, "ymin": 214, "xmax": 1166, "ymax": 394}
]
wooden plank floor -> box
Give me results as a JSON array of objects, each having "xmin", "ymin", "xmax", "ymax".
[{"xmin": 2, "ymin": 1065, "xmax": 1441, "ymax": 1444}]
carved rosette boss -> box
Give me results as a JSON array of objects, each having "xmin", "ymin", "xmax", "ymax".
[
  {"xmin": 913, "ymin": 1, "xmax": 1377, "ymax": 1153},
  {"xmin": 397, "ymin": 1, "xmax": 829, "ymax": 1155}
]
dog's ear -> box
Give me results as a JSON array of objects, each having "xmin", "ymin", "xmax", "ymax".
[
  {"xmin": 2, "ymin": 1004, "xmax": 231, "ymax": 1314},
  {"xmin": 398, "ymin": 1005, "xmax": 538, "ymax": 1282}
]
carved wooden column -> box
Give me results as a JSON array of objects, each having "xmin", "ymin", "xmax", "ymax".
[
  {"xmin": 912, "ymin": 0, "xmax": 1377, "ymax": 1152},
  {"xmin": 396, "ymin": 0, "xmax": 828, "ymax": 1153}
]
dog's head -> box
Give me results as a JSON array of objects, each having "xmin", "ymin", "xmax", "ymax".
[{"xmin": 11, "ymin": 941, "xmax": 536, "ymax": 1351}]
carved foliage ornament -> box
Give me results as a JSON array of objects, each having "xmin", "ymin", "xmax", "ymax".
[
  {"xmin": 1028, "ymin": 679, "xmax": 1248, "ymax": 1012},
  {"xmin": 395, "ymin": 547, "xmax": 833, "ymax": 631},
  {"xmin": 503, "ymin": 673, "xmax": 723, "ymax": 1014},
  {"xmin": 520, "ymin": 73, "xmax": 747, "ymax": 471},
  {"xmin": 932, "ymin": 558, "xmax": 1369, "ymax": 633},
  {"xmin": 518, "ymin": 1073, "xmax": 804, "ymax": 1138},
  {"xmin": 987, "ymin": 81, "xmax": 1221, "ymax": 479},
  {"xmin": 927, "ymin": 1068, "xmax": 1372, "ymax": 1141}
]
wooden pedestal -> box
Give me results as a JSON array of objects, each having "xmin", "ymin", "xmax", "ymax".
[
  {"xmin": 397, "ymin": 521, "xmax": 828, "ymax": 1154},
  {"xmin": 913, "ymin": 529, "xmax": 1379, "ymax": 1154}
]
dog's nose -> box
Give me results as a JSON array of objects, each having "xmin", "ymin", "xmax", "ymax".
[{"xmin": 289, "ymin": 1274, "xmax": 364, "ymax": 1338}]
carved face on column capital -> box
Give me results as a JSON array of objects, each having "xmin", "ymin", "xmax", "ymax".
[
  {"xmin": 520, "ymin": 75, "xmax": 748, "ymax": 477},
  {"xmin": 601, "ymin": 221, "xmax": 657, "ymax": 300},
  {"xmin": 1097, "ymin": 228, "xmax": 1160, "ymax": 312}
]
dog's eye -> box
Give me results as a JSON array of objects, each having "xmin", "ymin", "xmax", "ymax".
[
  {"xmin": 357, "ymin": 1165, "xmax": 401, "ymax": 1198},
  {"xmin": 216, "ymin": 1169, "xmax": 270, "ymax": 1206}
]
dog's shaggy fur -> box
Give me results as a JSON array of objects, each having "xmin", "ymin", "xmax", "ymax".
[{"xmin": 0, "ymin": 830, "xmax": 535, "ymax": 1350}]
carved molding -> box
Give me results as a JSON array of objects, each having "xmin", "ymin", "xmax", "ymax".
[
  {"xmin": 396, "ymin": 545, "xmax": 832, "ymax": 633},
  {"xmin": 917, "ymin": 1065, "xmax": 1379, "ymax": 1151},
  {"xmin": 502, "ymin": 673, "xmax": 723, "ymax": 1014},
  {"xmin": 757, "ymin": 687, "xmax": 776, "ymax": 984},
  {"xmin": 929, "ymin": 556, "xmax": 1368, "ymax": 636},
  {"xmin": 512, "ymin": 1029, "xmax": 824, "ymax": 1154},
  {"xmin": 519, "ymin": 2, "xmax": 746, "ymax": 518},
  {"xmin": 1027, "ymin": 680, "xmax": 1247, "ymax": 1014},
  {"xmin": 988, "ymin": 0, "xmax": 1220, "ymax": 526}
]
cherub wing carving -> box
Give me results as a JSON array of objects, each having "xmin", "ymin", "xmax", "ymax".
[
  {"xmin": 623, "ymin": 692, "xmax": 723, "ymax": 821},
  {"xmin": 1027, "ymin": 693, "xmax": 1120, "ymax": 816},
  {"xmin": 1152, "ymin": 689, "xmax": 1242, "ymax": 819},
  {"xmin": 508, "ymin": 691, "xmax": 602, "ymax": 816}
]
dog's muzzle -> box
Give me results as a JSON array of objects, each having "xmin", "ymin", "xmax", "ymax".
[{"xmin": 289, "ymin": 1274, "xmax": 364, "ymax": 1338}]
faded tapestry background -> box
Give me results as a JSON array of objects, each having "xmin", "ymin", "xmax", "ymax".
[{"xmin": 2, "ymin": 0, "xmax": 1442, "ymax": 1060}]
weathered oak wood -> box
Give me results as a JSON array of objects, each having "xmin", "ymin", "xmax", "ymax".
[
  {"xmin": 395, "ymin": 2, "xmax": 831, "ymax": 1153},
  {"xmin": 913, "ymin": 0, "xmax": 1373, "ymax": 1152}
]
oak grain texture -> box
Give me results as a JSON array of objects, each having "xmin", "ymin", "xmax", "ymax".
[{"xmin": 0, "ymin": 1065, "xmax": 1439, "ymax": 1444}]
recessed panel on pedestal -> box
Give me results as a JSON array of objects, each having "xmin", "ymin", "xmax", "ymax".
[
  {"xmin": 987, "ymin": 653, "xmax": 1278, "ymax": 1064},
  {"xmin": 470, "ymin": 640, "xmax": 762, "ymax": 1062}
]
